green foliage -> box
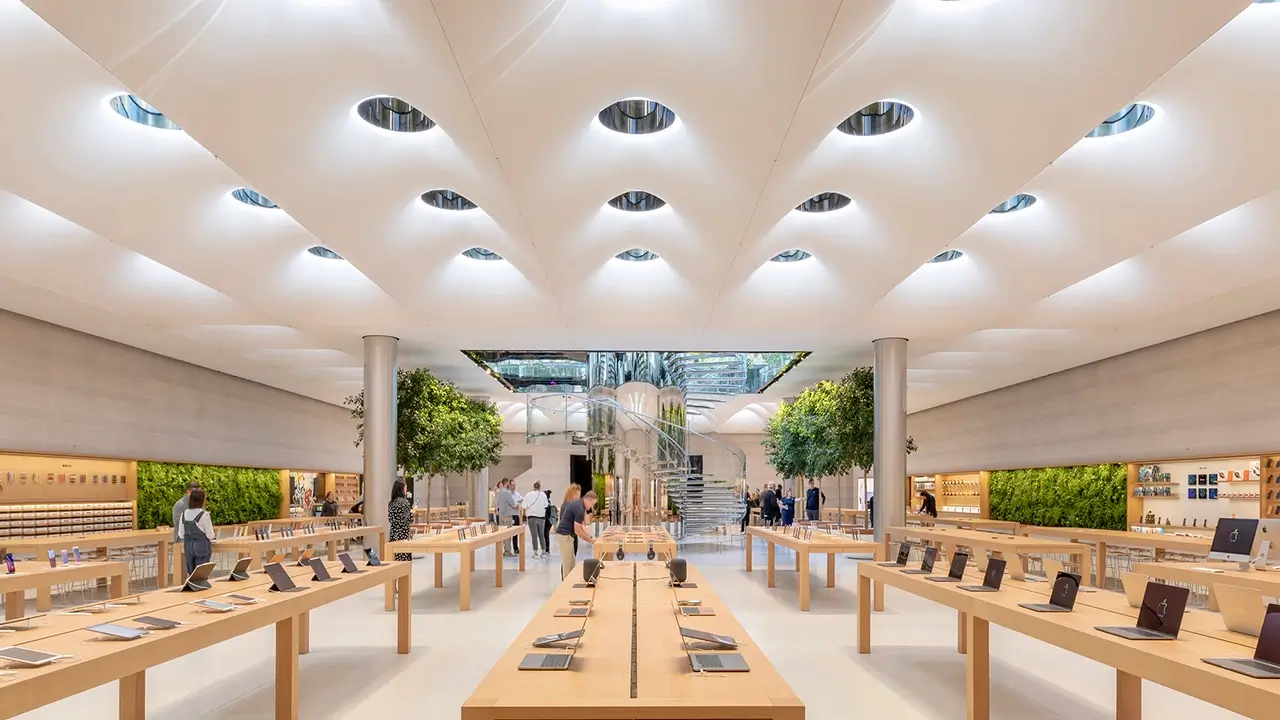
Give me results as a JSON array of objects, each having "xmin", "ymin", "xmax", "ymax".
[
  {"xmin": 988, "ymin": 464, "xmax": 1127, "ymax": 530},
  {"xmin": 592, "ymin": 472, "xmax": 608, "ymax": 515},
  {"xmin": 136, "ymin": 461, "xmax": 281, "ymax": 528}
]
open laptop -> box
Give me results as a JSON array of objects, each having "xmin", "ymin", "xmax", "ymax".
[
  {"xmin": 86, "ymin": 623, "xmax": 149, "ymax": 641},
  {"xmin": 265, "ymin": 562, "xmax": 308, "ymax": 593},
  {"xmin": 554, "ymin": 607, "xmax": 590, "ymax": 618},
  {"xmin": 959, "ymin": 558, "xmax": 1006, "ymax": 593},
  {"xmin": 927, "ymin": 551, "xmax": 969, "ymax": 583},
  {"xmin": 1018, "ymin": 572, "xmax": 1081, "ymax": 613},
  {"xmin": 1096, "ymin": 582, "xmax": 1188, "ymax": 640},
  {"xmin": 679, "ymin": 627, "xmax": 739, "ymax": 649},
  {"xmin": 878, "ymin": 543, "xmax": 911, "ymax": 568},
  {"xmin": 902, "ymin": 546, "xmax": 938, "ymax": 575},
  {"xmin": 520, "ymin": 616, "xmax": 587, "ymax": 670},
  {"xmin": 531, "ymin": 628, "xmax": 584, "ymax": 648},
  {"xmin": 338, "ymin": 552, "xmax": 364, "ymax": 574},
  {"xmin": 680, "ymin": 605, "xmax": 716, "ymax": 616},
  {"xmin": 1204, "ymin": 612, "xmax": 1280, "ymax": 678},
  {"xmin": 181, "ymin": 562, "xmax": 217, "ymax": 592},
  {"xmin": 1122, "ymin": 572, "xmax": 1149, "ymax": 608},
  {"xmin": 1217, "ymin": 584, "xmax": 1280, "ymax": 636},
  {"xmin": 673, "ymin": 602, "xmax": 748, "ymax": 672}
]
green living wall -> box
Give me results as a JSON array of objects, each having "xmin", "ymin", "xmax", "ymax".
[
  {"xmin": 988, "ymin": 463, "xmax": 1127, "ymax": 530},
  {"xmin": 136, "ymin": 461, "xmax": 283, "ymax": 529}
]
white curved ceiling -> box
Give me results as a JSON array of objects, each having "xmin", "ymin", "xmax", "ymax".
[{"xmin": 4, "ymin": 0, "xmax": 1277, "ymax": 433}]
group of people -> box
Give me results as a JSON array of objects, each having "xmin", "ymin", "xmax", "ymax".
[
  {"xmin": 171, "ymin": 481, "xmax": 215, "ymax": 577},
  {"xmin": 740, "ymin": 479, "xmax": 827, "ymax": 530},
  {"xmin": 488, "ymin": 478, "xmax": 600, "ymax": 580}
]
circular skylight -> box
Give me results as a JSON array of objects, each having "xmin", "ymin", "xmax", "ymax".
[
  {"xmin": 462, "ymin": 247, "xmax": 503, "ymax": 261},
  {"xmin": 606, "ymin": 190, "xmax": 667, "ymax": 212},
  {"xmin": 307, "ymin": 246, "xmax": 343, "ymax": 260},
  {"xmin": 989, "ymin": 193, "xmax": 1036, "ymax": 214},
  {"xmin": 231, "ymin": 188, "xmax": 278, "ymax": 209},
  {"xmin": 597, "ymin": 99, "xmax": 677, "ymax": 135},
  {"xmin": 615, "ymin": 248, "xmax": 659, "ymax": 262},
  {"xmin": 837, "ymin": 101, "xmax": 914, "ymax": 136},
  {"xmin": 795, "ymin": 192, "xmax": 851, "ymax": 213},
  {"xmin": 929, "ymin": 249, "xmax": 964, "ymax": 264},
  {"xmin": 109, "ymin": 94, "xmax": 180, "ymax": 130},
  {"xmin": 771, "ymin": 249, "xmax": 812, "ymax": 262},
  {"xmin": 1086, "ymin": 103, "xmax": 1155, "ymax": 138},
  {"xmin": 355, "ymin": 96, "xmax": 435, "ymax": 133},
  {"xmin": 420, "ymin": 190, "xmax": 478, "ymax": 211}
]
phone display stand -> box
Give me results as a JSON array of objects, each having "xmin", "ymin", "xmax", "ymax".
[
  {"xmin": 228, "ymin": 569, "xmax": 250, "ymax": 582},
  {"xmin": 182, "ymin": 578, "xmax": 211, "ymax": 592}
]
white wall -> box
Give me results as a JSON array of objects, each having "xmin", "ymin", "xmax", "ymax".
[
  {"xmin": 0, "ymin": 310, "xmax": 360, "ymax": 471},
  {"xmin": 906, "ymin": 310, "xmax": 1280, "ymax": 475}
]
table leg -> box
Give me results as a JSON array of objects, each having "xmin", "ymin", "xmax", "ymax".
[
  {"xmin": 397, "ymin": 572, "xmax": 411, "ymax": 654},
  {"xmin": 767, "ymin": 541, "xmax": 776, "ymax": 588},
  {"xmin": 957, "ymin": 611, "xmax": 968, "ymax": 654},
  {"xmin": 1095, "ymin": 541, "xmax": 1107, "ymax": 587},
  {"xmin": 1116, "ymin": 670, "xmax": 1141, "ymax": 720},
  {"xmin": 798, "ymin": 550, "xmax": 810, "ymax": 611},
  {"xmin": 434, "ymin": 553, "xmax": 444, "ymax": 588},
  {"xmin": 495, "ymin": 541, "xmax": 505, "ymax": 588},
  {"xmin": 327, "ymin": 540, "xmax": 337, "ymax": 562},
  {"xmin": 745, "ymin": 529, "xmax": 753, "ymax": 571},
  {"xmin": 379, "ymin": 530, "xmax": 388, "ymax": 563},
  {"xmin": 882, "ymin": 531, "xmax": 892, "ymax": 570},
  {"xmin": 1208, "ymin": 584, "xmax": 1221, "ymax": 612},
  {"xmin": 276, "ymin": 615, "xmax": 300, "ymax": 720},
  {"xmin": 966, "ymin": 614, "xmax": 990, "ymax": 720},
  {"xmin": 873, "ymin": 546, "xmax": 885, "ymax": 612},
  {"xmin": 460, "ymin": 548, "xmax": 472, "ymax": 611},
  {"xmin": 385, "ymin": 571, "xmax": 395, "ymax": 612},
  {"xmin": 298, "ymin": 611, "xmax": 310, "ymax": 655},
  {"xmin": 156, "ymin": 541, "xmax": 169, "ymax": 588},
  {"xmin": 827, "ymin": 552, "xmax": 836, "ymax": 588},
  {"xmin": 857, "ymin": 569, "xmax": 871, "ymax": 654},
  {"xmin": 519, "ymin": 531, "xmax": 526, "ymax": 572},
  {"xmin": 119, "ymin": 670, "xmax": 145, "ymax": 720},
  {"xmin": 36, "ymin": 586, "xmax": 51, "ymax": 612},
  {"xmin": 3, "ymin": 591, "xmax": 22, "ymax": 621},
  {"xmin": 109, "ymin": 572, "xmax": 124, "ymax": 599}
]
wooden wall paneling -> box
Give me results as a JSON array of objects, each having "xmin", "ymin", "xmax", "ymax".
[
  {"xmin": 1126, "ymin": 463, "xmax": 1142, "ymax": 529},
  {"xmin": 279, "ymin": 470, "xmax": 291, "ymax": 519}
]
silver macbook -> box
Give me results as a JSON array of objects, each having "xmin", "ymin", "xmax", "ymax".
[
  {"xmin": 518, "ymin": 652, "xmax": 574, "ymax": 670},
  {"xmin": 1203, "ymin": 612, "xmax": 1280, "ymax": 679},
  {"xmin": 689, "ymin": 652, "xmax": 750, "ymax": 672}
]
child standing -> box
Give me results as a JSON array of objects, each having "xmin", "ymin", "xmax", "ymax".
[{"xmin": 178, "ymin": 488, "xmax": 215, "ymax": 577}]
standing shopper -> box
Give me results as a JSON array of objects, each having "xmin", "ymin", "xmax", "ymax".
[
  {"xmin": 543, "ymin": 489, "xmax": 555, "ymax": 554},
  {"xmin": 177, "ymin": 488, "xmax": 214, "ymax": 578},
  {"xmin": 389, "ymin": 480, "xmax": 413, "ymax": 562},
  {"xmin": 509, "ymin": 481, "xmax": 522, "ymax": 555},
  {"xmin": 171, "ymin": 481, "xmax": 199, "ymax": 543},
  {"xmin": 780, "ymin": 489, "xmax": 796, "ymax": 526},
  {"xmin": 555, "ymin": 488, "xmax": 597, "ymax": 580},
  {"xmin": 805, "ymin": 479, "xmax": 826, "ymax": 522},
  {"xmin": 522, "ymin": 481, "xmax": 549, "ymax": 558},
  {"xmin": 761, "ymin": 483, "xmax": 780, "ymax": 526},
  {"xmin": 495, "ymin": 479, "xmax": 519, "ymax": 556}
]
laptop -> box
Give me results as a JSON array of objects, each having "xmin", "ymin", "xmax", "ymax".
[
  {"xmin": 227, "ymin": 557, "xmax": 252, "ymax": 581},
  {"xmin": 309, "ymin": 558, "xmax": 337, "ymax": 582},
  {"xmin": 878, "ymin": 544, "xmax": 911, "ymax": 567},
  {"xmin": 520, "ymin": 618, "xmax": 587, "ymax": 670},
  {"xmin": 338, "ymin": 552, "xmax": 364, "ymax": 574},
  {"xmin": 265, "ymin": 562, "xmax": 307, "ymax": 593},
  {"xmin": 1203, "ymin": 612, "xmax": 1280, "ymax": 678},
  {"xmin": 531, "ymin": 628, "xmax": 584, "ymax": 648},
  {"xmin": 927, "ymin": 551, "xmax": 969, "ymax": 583},
  {"xmin": 959, "ymin": 558, "xmax": 1006, "ymax": 593},
  {"xmin": 673, "ymin": 602, "xmax": 748, "ymax": 672},
  {"xmin": 1122, "ymin": 572, "xmax": 1149, "ymax": 608},
  {"xmin": 1096, "ymin": 582, "xmax": 1189, "ymax": 640},
  {"xmin": 554, "ymin": 607, "xmax": 590, "ymax": 618},
  {"xmin": 1217, "ymin": 584, "xmax": 1280, "ymax": 636},
  {"xmin": 1018, "ymin": 572, "xmax": 1081, "ymax": 613},
  {"xmin": 679, "ymin": 627, "xmax": 738, "ymax": 649},
  {"xmin": 902, "ymin": 546, "xmax": 938, "ymax": 575},
  {"xmin": 680, "ymin": 606, "xmax": 716, "ymax": 616},
  {"xmin": 87, "ymin": 623, "xmax": 149, "ymax": 641},
  {"xmin": 181, "ymin": 561, "xmax": 217, "ymax": 592}
]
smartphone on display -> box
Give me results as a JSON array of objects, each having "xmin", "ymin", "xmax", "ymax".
[
  {"xmin": 189, "ymin": 599, "xmax": 235, "ymax": 613},
  {"xmin": 677, "ymin": 599, "xmax": 702, "ymax": 606},
  {"xmin": 47, "ymin": 550, "xmax": 56, "ymax": 568},
  {"xmin": 60, "ymin": 550, "xmax": 69, "ymax": 566},
  {"xmin": 72, "ymin": 547, "xmax": 81, "ymax": 564},
  {"xmin": 4, "ymin": 554, "xmax": 15, "ymax": 574},
  {"xmin": 365, "ymin": 548, "xmax": 382, "ymax": 566}
]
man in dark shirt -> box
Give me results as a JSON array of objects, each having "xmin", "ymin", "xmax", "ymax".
[
  {"xmin": 917, "ymin": 490, "xmax": 938, "ymax": 518},
  {"xmin": 805, "ymin": 479, "xmax": 825, "ymax": 522},
  {"xmin": 760, "ymin": 483, "xmax": 780, "ymax": 526},
  {"xmin": 556, "ymin": 490, "xmax": 597, "ymax": 580}
]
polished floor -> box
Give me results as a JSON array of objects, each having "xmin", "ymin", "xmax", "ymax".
[{"xmin": 16, "ymin": 536, "xmax": 1249, "ymax": 719}]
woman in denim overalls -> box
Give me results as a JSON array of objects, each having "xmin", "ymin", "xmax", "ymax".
[{"xmin": 180, "ymin": 488, "xmax": 214, "ymax": 576}]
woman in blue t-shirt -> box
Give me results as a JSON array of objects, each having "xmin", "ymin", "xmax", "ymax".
[{"xmin": 779, "ymin": 489, "xmax": 796, "ymax": 526}]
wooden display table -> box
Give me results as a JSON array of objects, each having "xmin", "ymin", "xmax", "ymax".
[
  {"xmin": 0, "ymin": 559, "xmax": 410, "ymax": 720},
  {"xmin": 2, "ymin": 529, "xmax": 172, "ymax": 589},
  {"xmin": 462, "ymin": 559, "xmax": 803, "ymax": 720},
  {"xmin": 856, "ymin": 561, "xmax": 1280, "ymax": 720},
  {"xmin": 1133, "ymin": 560, "xmax": 1280, "ymax": 612},
  {"xmin": 908, "ymin": 516, "xmax": 1020, "ymax": 533},
  {"xmin": 593, "ymin": 525, "xmax": 677, "ymax": 561},
  {"xmin": 237, "ymin": 515, "xmax": 363, "ymax": 532},
  {"xmin": 385, "ymin": 524, "xmax": 525, "ymax": 611},
  {"xmin": 212, "ymin": 524, "xmax": 386, "ymax": 571},
  {"xmin": 884, "ymin": 525, "xmax": 1086, "ymax": 584},
  {"xmin": 746, "ymin": 526, "xmax": 882, "ymax": 611},
  {"xmin": 1, "ymin": 560, "xmax": 129, "ymax": 619},
  {"xmin": 1023, "ymin": 527, "xmax": 1212, "ymax": 586}
]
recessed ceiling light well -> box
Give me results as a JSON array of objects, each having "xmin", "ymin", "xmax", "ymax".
[
  {"xmin": 231, "ymin": 188, "xmax": 279, "ymax": 209},
  {"xmin": 420, "ymin": 189, "xmax": 478, "ymax": 211},
  {"xmin": 989, "ymin": 193, "xmax": 1036, "ymax": 214},
  {"xmin": 795, "ymin": 192, "xmax": 851, "ymax": 213},
  {"xmin": 837, "ymin": 101, "xmax": 914, "ymax": 137},
  {"xmin": 108, "ymin": 94, "xmax": 180, "ymax": 130},
  {"xmin": 606, "ymin": 190, "xmax": 667, "ymax": 212},
  {"xmin": 615, "ymin": 248, "xmax": 659, "ymax": 262},
  {"xmin": 462, "ymin": 247, "xmax": 503, "ymax": 261},
  {"xmin": 597, "ymin": 98, "xmax": 677, "ymax": 135},
  {"xmin": 354, "ymin": 96, "xmax": 435, "ymax": 133},
  {"xmin": 1086, "ymin": 103, "xmax": 1155, "ymax": 138},
  {"xmin": 307, "ymin": 246, "xmax": 343, "ymax": 260},
  {"xmin": 770, "ymin": 249, "xmax": 812, "ymax": 263},
  {"xmin": 928, "ymin": 249, "xmax": 964, "ymax": 264}
]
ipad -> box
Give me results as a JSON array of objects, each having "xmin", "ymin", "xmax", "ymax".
[
  {"xmin": 87, "ymin": 623, "xmax": 149, "ymax": 640},
  {"xmin": 0, "ymin": 647, "xmax": 63, "ymax": 667},
  {"xmin": 224, "ymin": 594, "xmax": 262, "ymax": 604},
  {"xmin": 189, "ymin": 599, "xmax": 235, "ymax": 613},
  {"xmin": 134, "ymin": 616, "xmax": 182, "ymax": 629}
]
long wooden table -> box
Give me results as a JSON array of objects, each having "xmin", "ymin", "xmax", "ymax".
[
  {"xmin": 213, "ymin": 524, "xmax": 386, "ymax": 570},
  {"xmin": 884, "ymin": 525, "xmax": 1086, "ymax": 583},
  {"xmin": 1, "ymin": 560, "xmax": 128, "ymax": 620},
  {"xmin": 1024, "ymin": 527, "xmax": 1212, "ymax": 587},
  {"xmin": 909, "ymin": 516, "xmax": 1021, "ymax": 533},
  {"xmin": 1133, "ymin": 560, "xmax": 1280, "ymax": 612},
  {"xmin": 593, "ymin": 525, "xmax": 677, "ymax": 561},
  {"xmin": 463, "ymin": 559, "xmax": 804, "ymax": 720},
  {"xmin": 857, "ymin": 560, "xmax": 1280, "ymax": 720},
  {"xmin": 0, "ymin": 558, "xmax": 411, "ymax": 720},
  {"xmin": 746, "ymin": 526, "xmax": 883, "ymax": 611},
  {"xmin": 386, "ymin": 524, "xmax": 525, "ymax": 611},
  {"xmin": 2, "ymin": 529, "xmax": 172, "ymax": 589}
]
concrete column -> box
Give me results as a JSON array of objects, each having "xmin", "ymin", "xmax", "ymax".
[
  {"xmin": 362, "ymin": 335, "xmax": 398, "ymax": 547},
  {"xmin": 872, "ymin": 337, "xmax": 908, "ymax": 542},
  {"xmin": 470, "ymin": 468, "xmax": 489, "ymax": 520}
]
